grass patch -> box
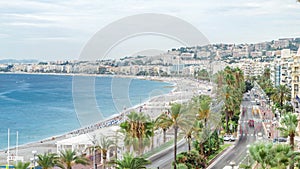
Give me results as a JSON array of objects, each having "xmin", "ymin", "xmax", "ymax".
[{"xmin": 208, "ymin": 144, "xmax": 231, "ymax": 162}]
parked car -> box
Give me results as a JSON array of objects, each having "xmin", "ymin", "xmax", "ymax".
[
  {"xmin": 230, "ymin": 135, "xmax": 236, "ymax": 142},
  {"xmin": 223, "ymin": 135, "xmax": 231, "ymax": 142},
  {"xmin": 273, "ymin": 137, "xmax": 287, "ymax": 143}
]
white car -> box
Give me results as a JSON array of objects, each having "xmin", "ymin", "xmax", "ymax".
[
  {"xmin": 230, "ymin": 135, "xmax": 236, "ymax": 142},
  {"xmin": 223, "ymin": 135, "xmax": 231, "ymax": 142},
  {"xmin": 257, "ymin": 132, "xmax": 263, "ymax": 140}
]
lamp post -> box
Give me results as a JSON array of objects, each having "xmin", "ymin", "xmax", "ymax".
[
  {"xmin": 91, "ymin": 135, "xmax": 97, "ymax": 169},
  {"xmin": 32, "ymin": 150, "xmax": 37, "ymax": 169}
]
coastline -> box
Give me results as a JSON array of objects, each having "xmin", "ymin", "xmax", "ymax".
[{"xmin": 0, "ymin": 74, "xmax": 207, "ymax": 164}]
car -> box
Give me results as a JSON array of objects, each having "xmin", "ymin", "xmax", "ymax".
[
  {"xmin": 273, "ymin": 137, "xmax": 287, "ymax": 143},
  {"xmin": 229, "ymin": 135, "xmax": 236, "ymax": 142},
  {"xmin": 257, "ymin": 132, "xmax": 263, "ymax": 140},
  {"xmin": 248, "ymin": 119, "xmax": 254, "ymax": 127},
  {"xmin": 223, "ymin": 135, "xmax": 230, "ymax": 142}
]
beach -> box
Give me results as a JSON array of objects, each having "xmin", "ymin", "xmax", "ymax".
[{"xmin": 0, "ymin": 76, "xmax": 212, "ymax": 164}]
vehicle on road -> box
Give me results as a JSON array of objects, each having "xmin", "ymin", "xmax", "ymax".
[
  {"xmin": 257, "ymin": 132, "xmax": 263, "ymax": 140},
  {"xmin": 255, "ymin": 99, "xmax": 260, "ymax": 105},
  {"xmin": 248, "ymin": 119, "xmax": 254, "ymax": 127},
  {"xmin": 223, "ymin": 135, "xmax": 231, "ymax": 142}
]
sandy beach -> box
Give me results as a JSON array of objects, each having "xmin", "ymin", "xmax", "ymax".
[{"xmin": 0, "ymin": 76, "xmax": 212, "ymax": 164}]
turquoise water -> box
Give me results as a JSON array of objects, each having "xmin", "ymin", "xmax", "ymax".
[{"xmin": 0, "ymin": 74, "xmax": 172, "ymax": 149}]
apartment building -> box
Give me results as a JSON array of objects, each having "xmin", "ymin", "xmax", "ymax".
[
  {"xmin": 291, "ymin": 48, "xmax": 300, "ymax": 113},
  {"xmin": 280, "ymin": 49, "xmax": 293, "ymax": 89},
  {"xmin": 270, "ymin": 58, "xmax": 281, "ymax": 87}
]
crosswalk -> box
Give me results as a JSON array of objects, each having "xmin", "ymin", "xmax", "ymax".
[{"xmin": 238, "ymin": 133, "xmax": 263, "ymax": 137}]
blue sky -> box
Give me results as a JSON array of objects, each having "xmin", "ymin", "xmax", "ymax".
[{"xmin": 0, "ymin": 0, "xmax": 300, "ymax": 61}]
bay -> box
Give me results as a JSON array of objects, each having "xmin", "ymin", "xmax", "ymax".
[{"xmin": 0, "ymin": 74, "xmax": 172, "ymax": 149}]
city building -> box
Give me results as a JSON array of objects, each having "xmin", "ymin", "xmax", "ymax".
[
  {"xmin": 291, "ymin": 48, "xmax": 300, "ymax": 113},
  {"xmin": 280, "ymin": 49, "xmax": 293, "ymax": 89}
]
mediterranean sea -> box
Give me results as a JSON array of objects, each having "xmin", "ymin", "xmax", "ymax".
[{"xmin": 0, "ymin": 74, "xmax": 173, "ymax": 149}]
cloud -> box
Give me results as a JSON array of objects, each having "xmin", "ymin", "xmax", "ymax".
[{"xmin": 0, "ymin": 0, "xmax": 300, "ymax": 59}]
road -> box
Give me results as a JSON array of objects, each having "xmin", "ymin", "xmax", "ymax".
[
  {"xmin": 208, "ymin": 92, "xmax": 266, "ymax": 169},
  {"xmin": 148, "ymin": 90, "xmax": 267, "ymax": 169},
  {"xmin": 146, "ymin": 138, "xmax": 188, "ymax": 169}
]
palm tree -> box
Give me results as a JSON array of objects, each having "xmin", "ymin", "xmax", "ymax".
[
  {"xmin": 13, "ymin": 161, "xmax": 30, "ymax": 169},
  {"xmin": 269, "ymin": 144, "xmax": 291, "ymax": 169},
  {"xmin": 37, "ymin": 153, "xmax": 59, "ymax": 169},
  {"xmin": 271, "ymin": 85, "xmax": 290, "ymax": 108},
  {"xmin": 155, "ymin": 113, "xmax": 172, "ymax": 143},
  {"xmin": 181, "ymin": 120, "xmax": 203, "ymax": 152},
  {"xmin": 223, "ymin": 85, "xmax": 237, "ymax": 133},
  {"xmin": 98, "ymin": 136, "xmax": 114, "ymax": 169},
  {"xmin": 278, "ymin": 112, "xmax": 298, "ymax": 169},
  {"xmin": 111, "ymin": 152, "xmax": 150, "ymax": 169},
  {"xmin": 194, "ymin": 95, "xmax": 211, "ymax": 126},
  {"xmin": 58, "ymin": 149, "xmax": 90, "ymax": 169},
  {"xmin": 120, "ymin": 111, "xmax": 153, "ymax": 155},
  {"xmin": 249, "ymin": 143, "xmax": 273, "ymax": 169},
  {"xmin": 155, "ymin": 103, "xmax": 192, "ymax": 169}
]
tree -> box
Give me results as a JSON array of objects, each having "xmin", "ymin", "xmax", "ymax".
[
  {"xmin": 98, "ymin": 136, "xmax": 114, "ymax": 169},
  {"xmin": 37, "ymin": 153, "xmax": 59, "ymax": 169},
  {"xmin": 249, "ymin": 143, "xmax": 273, "ymax": 169},
  {"xmin": 194, "ymin": 95, "xmax": 211, "ymax": 126},
  {"xmin": 13, "ymin": 161, "xmax": 30, "ymax": 169},
  {"xmin": 268, "ymin": 144, "xmax": 291, "ymax": 169},
  {"xmin": 155, "ymin": 103, "xmax": 192, "ymax": 169},
  {"xmin": 176, "ymin": 150, "xmax": 206, "ymax": 168},
  {"xmin": 58, "ymin": 149, "xmax": 90, "ymax": 169},
  {"xmin": 155, "ymin": 113, "xmax": 172, "ymax": 143},
  {"xmin": 110, "ymin": 153, "xmax": 150, "ymax": 169},
  {"xmin": 278, "ymin": 112, "xmax": 298, "ymax": 169},
  {"xmin": 249, "ymin": 143, "xmax": 291, "ymax": 169},
  {"xmin": 120, "ymin": 111, "xmax": 153, "ymax": 155},
  {"xmin": 271, "ymin": 85, "xmax": 290, "ymax": 109}
]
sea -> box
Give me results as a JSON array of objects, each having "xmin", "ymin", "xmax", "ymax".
[{"xmin": 0, "ymin": 74, "xmax": 173, "ymax": 150}]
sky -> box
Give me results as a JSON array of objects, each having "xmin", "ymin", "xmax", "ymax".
[{"xmin": 0, "ymin": 0, "xmax": 300, "ymax": 61}]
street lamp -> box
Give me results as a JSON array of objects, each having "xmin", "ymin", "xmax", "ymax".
[
  {"xmin": 91, "ymin": 136, "xmax": 98, "ymax": 169},
  {"xmin": 31, "ymin": 150, "xmax": 37, "ymax": 169}
]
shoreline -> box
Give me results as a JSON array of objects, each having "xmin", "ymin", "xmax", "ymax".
[
  {"xmin": 0, "ymin": 75, "xmax": 206, "ymax": 164},
  {"xmin": 0, "ymin": 74, "xmax": 176, "ymax": 146}
]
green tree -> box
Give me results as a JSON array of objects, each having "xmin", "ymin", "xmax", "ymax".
[
  {"xmin": 155, "ymin": 103, "xmax": 191, "ymax": 169},
  {"xmin": 194, "ymin": 95, "xmax": 211, "ymax": 126},
  {"xmin": 278, "ymin": 112, "xmax": 298, "ymax": 169},
  {"xmin": 98, "ymin": 136, "xmax": 114, "ymax": 169},
  {"xmin": 249, "ymin": 143, "xmax": 273, "ymax": 169},
  {"xmin": 110, "ymin": 153, "xmax": 150, "ymax": 169},
  {"xmin": 155, "ymin": 113, "xmax": 172, "ymax": 143},
  {"xmin": 37, "ymin": 153, "xmax": 59, "ymax": 169},
  {"xmin": 271, "ymin": 85, "xmax": 290, "ymax": 109},
  {"xmin": 176, "ymin": 150, "xmax": 206, "ymax": 169},
  {"xmin": 268, "ymin": 144, "xmax": 291, "ymax": 169},
  {"xmin": 13, "ymin": 161, "xmax": 30, "ymax": 169},
  {"xmin": 120, "ymin": 111, "xmax": 153, "ymax": 155},
  {"xmin": 58, "ymin": 149, "xmax": 89, "ymax": 169}
]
